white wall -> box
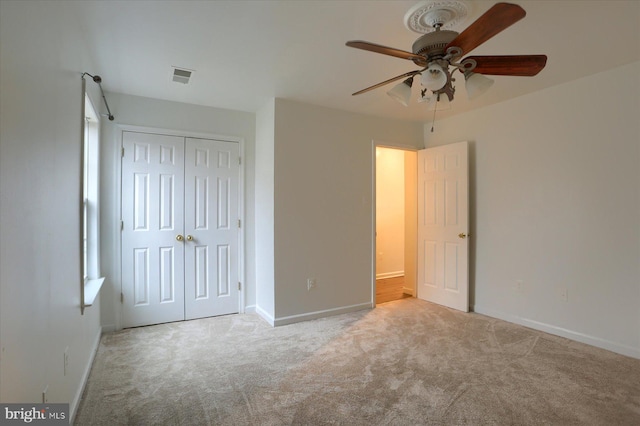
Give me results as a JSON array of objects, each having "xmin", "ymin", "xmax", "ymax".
[
  {"xmin": 424, "ymin": 61, "xmax": 640, "ymax": 358},
  {"xmin": 263, "ymin": 99, "xmax": 424, "ymax": 324},
  {"xmin": 99, "ymin": 93, "xmax": 256, "ymax": 329},
  {"xmin": 255, "ymin": 100, "xmax": 276, "ymax": 321},
  {"xmin": 376, "ymin": 148, "xmax": 405, "ymax": 278},
  {"xmin": 0, "ymin": 0, "xmax": 103, "ymax": 417}
]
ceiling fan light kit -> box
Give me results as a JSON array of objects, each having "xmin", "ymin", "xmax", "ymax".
[
  {"xmin": 387, "ymin": 77, "xmax": 414, "ymax": 107},
  {"xmin": 428, "ymin": 92, "xmax": 452, "ymax": 111},
  {"xmin": 346, "ymin": 1, "xmax": 547, "ymax": 114},
  {"xmin": 421, "ymin": 62, "xmax": 448, "ymax": 91},
  {"xmin": 464, "ymin": 71, "xmax": 494, "ymax": 100}
]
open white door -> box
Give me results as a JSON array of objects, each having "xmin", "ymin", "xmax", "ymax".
[{"xmin": 417, "ymin": 141, "xmax": 469, "ymax": 312}]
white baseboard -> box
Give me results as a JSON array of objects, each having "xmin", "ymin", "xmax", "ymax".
[
  {"xmin": 376, "ymin": 271, "xmax": 404, "ymax": 280},
  {"xmin": 70, "ymin": 327, "xmax": 102, "ymax": 423},
  {"xmin": 402, "ymin": 286, "xmax": 414, "ymax": 296},
  {"xmin": 255, "ymin": 305, "xmax": 275, "ymax": 326},
  {"xmin": 101, "ymin": 324, "xmax": 116, "ymax": 333},
  {"xmin": 473, "ymin": 305, "xmax": 640, "ymax": 360},
  {"xmin": 273, "ymin": 302, "xmax": 372, "ymax": 327}
]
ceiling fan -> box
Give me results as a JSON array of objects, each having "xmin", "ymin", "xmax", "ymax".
[{"xmin": 346, "ymin": 1, "xmax": 547, "ymax": 109}]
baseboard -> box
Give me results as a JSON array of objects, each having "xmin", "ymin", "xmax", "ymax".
[
  {"xmin": 376, "ymin": 271, "xmax": 404, "ymax": 280},
  {"xmin": 70, "ymin": 327, "xmax": 102, "ymax": 423},
  {"xmin": 473, "ymin": 305, "xmax": 640, "ymax": 360},
  {"xmin": 402, "ymin": 286, "xmax": 414, "ymax": 296},
  {"xmin": 101, "ymin": 324, "xmax": 116, "ymax": 333},
  {"xmin": 273, "ymin": 302, "xmax": 372, "ymax": 327},
  {"xmin": 255, "ymin": 305, "xmax": 275, "ymax": 326}
]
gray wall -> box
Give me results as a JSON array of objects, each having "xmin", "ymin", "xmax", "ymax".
[
  {"xmin": 259, "ymin": 99, "xmax": 424, "ymax": 324},
  {"xmin": 99, "ymin": 93, "xmax": 256, "ymax": 330},
  {"xmin": 424, "ymin": 61, "xmax": 640, "ymax": 358},
  {"xmin": 0, "ymin": 1, "xmax": 103, "ymax": 417}
]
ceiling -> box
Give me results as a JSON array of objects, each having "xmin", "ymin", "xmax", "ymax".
[{"xmin": 75, "ymin": 0, "xmax": 640, "ymax": 123}]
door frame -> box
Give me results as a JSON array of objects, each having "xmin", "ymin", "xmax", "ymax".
[
  {"xmin": 114, "ymin": 124, "xmax": 245, "ymax": 331},
  {"xmin": 371, "ymin": 140, "xmax": 419, "ymax": 306}
]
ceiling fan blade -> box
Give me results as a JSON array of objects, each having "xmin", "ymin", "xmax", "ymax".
[
  {"xmin": 446, "ymin": 3, "xmax": 526, "ymax": 55},
  {"xmin": 352, "ymin": 71, "xmax": 420, "ymax": 96},
  {"xmin": 465, "ymin": 55, "xmax": 547, "ymax": 76},
  {"xmin": 346, "ymin": 40, "xmax": 424, "ymax": 62}
]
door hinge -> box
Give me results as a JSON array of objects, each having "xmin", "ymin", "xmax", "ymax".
[
  {"xmin": 238, "ymin": 219, "xmax": 241, "ymax": 228},
  {"xmin": 120, "ymin": 220, "xmax": 124, "ymax": 231},
  {"xmin": 120, "ymin": 292, "xmax": 124, "ymax": 304},
  {"xmin": 238, "ymin": 156, "xmax": 242, "ymax": 165},
  {"xmin": 238, "ymin": 282, "xmax": 241, "ymax": 291},
  {"xmin": 121, "ymin": 146, "xmax": 124, "ymax": 157}
]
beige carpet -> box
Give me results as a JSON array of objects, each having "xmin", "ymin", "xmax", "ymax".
[{"xmin": 75, "ymin": 298, "xmax": 640, "ymax": 425}]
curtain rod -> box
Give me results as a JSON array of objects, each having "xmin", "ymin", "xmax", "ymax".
[{"xmin": 82, "ymin": 72, "xmax": 114, "ymax": 121}]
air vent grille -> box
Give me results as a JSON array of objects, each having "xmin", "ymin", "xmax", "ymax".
[{"xmin": 172, "ymin": 67, "xmax": 193, "ymax": 84}]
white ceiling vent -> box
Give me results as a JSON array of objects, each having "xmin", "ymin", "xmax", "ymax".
[{"xmin": 171, "ymin": 67, "xmax": 193, "ymax": 84}]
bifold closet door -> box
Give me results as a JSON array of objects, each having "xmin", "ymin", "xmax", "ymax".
[{"xmin": 121, "ymin": 132, "xmax": 186, "ymax": 327}]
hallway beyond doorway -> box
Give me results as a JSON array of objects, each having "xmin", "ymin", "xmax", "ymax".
[{"xmin": 376, "ymin": 276, "xmax": 411, "ymax": 304}]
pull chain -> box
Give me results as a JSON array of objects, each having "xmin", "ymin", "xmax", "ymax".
[{"xmin": 430, "ymin": 93, "xmax": 439, "ymax": 133}]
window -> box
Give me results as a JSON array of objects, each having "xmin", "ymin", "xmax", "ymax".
[{"xmin": 82, "ymin": 91, "xmax": 104, "ymax": 311}]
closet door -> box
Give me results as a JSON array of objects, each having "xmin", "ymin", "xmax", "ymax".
[
  {"xmin": 184, "ymin": 138, "xmax": 240, "ymax": 319},
  {"xmin": 121, "ymin": 132, "xmax": 186, "ymax": 327}
]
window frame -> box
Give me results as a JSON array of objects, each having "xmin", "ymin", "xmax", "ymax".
[{"xmin": 81, "ymin": 81, "xmax": 104, "ymax": 313}]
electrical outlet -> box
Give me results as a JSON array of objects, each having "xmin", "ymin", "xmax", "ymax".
[
  {"xmin": 559, "ymin": 287, "xmax": 568, "ymax": 302},
  {"xmin": 307, "ymin": 278, "xmax": 316, "ymax": 291},
  {"xmin": 515, "ymin": 280, "xmax": 524, "ymax": 293},
  {"xmin": 64, "ymin": 347, "xmax": 69, "ymax": 376}
]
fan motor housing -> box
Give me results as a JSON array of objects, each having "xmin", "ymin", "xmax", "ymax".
[{"xmin": 412, "ymin": 30, "xmax": 458, "ymax": 63}]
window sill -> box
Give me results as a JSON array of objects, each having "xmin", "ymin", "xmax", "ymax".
[{"xmin": 84, "ymin": 277, "xmax": 105, "ymax": 307}]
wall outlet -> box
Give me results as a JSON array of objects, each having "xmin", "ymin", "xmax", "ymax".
[
  {"xmin": 515, "ymin": 280, "xmax": 524, "ymax": 293},
  {"xmin": 64, "ymin": 347, "xmax": 69, "ymax": 376},
  {"xmin": 307, "ymin": 278, "xmax": 316, "ymax": 291},
  {"xmin": 559, "ymin": 287, "xmax": 568, "ymax": 302}
]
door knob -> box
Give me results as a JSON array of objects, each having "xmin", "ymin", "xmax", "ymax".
[
  {"xmin": 176, "ymin": 234, "xmax": 184, "ymax": 242},
  {"xmin": 458, "ymin": 233, "xmax": 467, "ymax": 239},
  {"xmin": 186, "ymin": 235, "xmax": 194, "ymax": 241}
]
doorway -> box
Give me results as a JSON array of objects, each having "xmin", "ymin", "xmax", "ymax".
[
  {"xmin": 373, "ymin": 141, "xmax": 470, "ymax": 311},
  {"xmin": 374, "ymin": 145, "xmax": 417, "ymax": 304}
]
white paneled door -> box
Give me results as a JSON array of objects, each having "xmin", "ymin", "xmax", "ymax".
[
  {"xmin": 121, "ymin": 132, "xmax": 186, "ymax": 327},
  {"xmin": 121, "ymin": 132, "xmax": 240, "ymax": 328},
  {"xmin": 184, "ymin": 138, "xmax": 239, "ymax": 320},
  {"xmin": 417, "ymin": 141, "xmax": 469, "ymax": 312}
]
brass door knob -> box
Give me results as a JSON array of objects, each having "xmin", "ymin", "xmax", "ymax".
[
  {"xmin": 186, "ymin": 235, "xmax": 194, "ymax": 241},
  {"xmin": 176, "ymin": 234, "xmax": 184, "ymax": 242},
  {"xmin": 458, "ymin": 233, "xmax": 467, "ymax": 239}
]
